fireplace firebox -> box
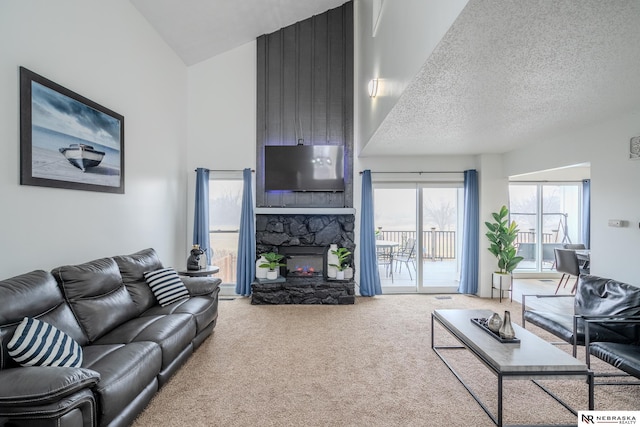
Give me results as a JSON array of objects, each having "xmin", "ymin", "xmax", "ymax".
[{"xmin": 278, "ymin": 246, "xmax": 326, "ymax": 278}]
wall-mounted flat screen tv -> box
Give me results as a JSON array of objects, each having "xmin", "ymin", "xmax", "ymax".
[{"xmin": 264, "ymin": 145, "xmax": 344, "ymax": 192}]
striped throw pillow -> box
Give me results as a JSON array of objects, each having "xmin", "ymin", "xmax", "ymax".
[
  {"xmin": 143, "ymin": 267, "xmax": 190, "ymax": 306},
  {"xmin": 7, "ymin": 317, "xmax": 83, "ymax": 368}
]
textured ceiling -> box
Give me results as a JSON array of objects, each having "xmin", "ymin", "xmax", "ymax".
[
  {"xmin": 130, "ymin": 0, "xmax": 349, "ymax": 66},
  {"xmin": 131, "ymin": 0, "xmax": 640, "ymax": 157},
  {"xmin": 363, "ymin": 0, "xmax": 640, "ymax": 156}
]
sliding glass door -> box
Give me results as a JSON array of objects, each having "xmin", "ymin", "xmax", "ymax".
[{"xmin": 373, "ymin": 182, "xmax": 462, "ymax": 293}]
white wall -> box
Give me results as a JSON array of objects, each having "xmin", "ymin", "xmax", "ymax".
[
  {"xmin": 505, "ymin": 110, "xmax": 640, "ymax": 285},
  {"xmin": 354, "ymin": 0, "xmax": 468, "ymax": 154},
  {"xmin": 186, "ymin": 41, "xmax": 257, "ymax": 244},
  {"xmin": 0, "ymin": 0, "xmax": 188, "ymax": 277}
]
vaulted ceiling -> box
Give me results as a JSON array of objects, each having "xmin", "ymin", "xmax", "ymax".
[
  {"xmin": 131, "ymin": 0, "xmax": 640, "ymax": 157},
  {"xmin": 130, "ymin": 0, "xmax": 349, "ymax": 65}
]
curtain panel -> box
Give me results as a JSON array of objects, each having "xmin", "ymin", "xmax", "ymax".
[
  {"xmin": 193, "ymin": 168, "xmax": 212, "ymax": 263},
  {"xmin": 235, "ymin": 168, "xmax": 256, "ymax": 296},
  {"xmin": 359, "ymin": 170, "xmax": 382, "ymax": 296},
  {"xmin": 458, "ymin": 169, "xmax": 479, "ymax": 294},
  {"xmin": 582, "ymin": 179, "xmax": 591, "ymax": 249}
]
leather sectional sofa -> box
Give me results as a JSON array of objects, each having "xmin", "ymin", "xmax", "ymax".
[{"xmin": 0, "ymin": 248, "xmax": 221, "ymax": 427}]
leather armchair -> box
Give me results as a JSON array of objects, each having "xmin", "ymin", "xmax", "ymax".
[{"xmin": 522, "ymin": 274, "xmax": 640, "ymax": 357}]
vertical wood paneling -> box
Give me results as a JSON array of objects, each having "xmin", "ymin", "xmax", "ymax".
[{"xmin": 256, "ymin": 1, "xmax": 353, "ymax": 208}]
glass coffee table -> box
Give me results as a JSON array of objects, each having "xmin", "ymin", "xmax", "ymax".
[{"xmin": 432, "ymin": 309, "xmax": 593, "ymax": 427}]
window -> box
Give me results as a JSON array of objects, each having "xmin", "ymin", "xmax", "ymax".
[
  {"xmin": 208, "ymin": 174, "xmax": 243, "ymax": 285},
  {"xmin": 510, "ymin": 182, "xmax": 583, "ymax": 272}
]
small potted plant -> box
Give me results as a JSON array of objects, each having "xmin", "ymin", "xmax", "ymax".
[
  {"xmin": 330, "ymin": 247, "xmax": 352, "ymax": 280},
  {"xmin": 259, "ymin": 252, "xmax": 286, "ymax": 280},
  {"xmin": 485, "ymin": 205, "xmax": 524, "ymax": 298}
]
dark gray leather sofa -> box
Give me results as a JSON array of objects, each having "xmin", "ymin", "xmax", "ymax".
[
  {"xmin": 522, "ymin": 274, "xmax": 640, "ymax": 357},
  {"xmin": 0, "ymin": 248, "xmax": 221, "ymax": 427}
]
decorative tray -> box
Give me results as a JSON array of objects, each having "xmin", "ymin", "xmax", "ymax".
[{"xmin": 470, "ymin": 318, "xmax": 520, "ymax": 343}]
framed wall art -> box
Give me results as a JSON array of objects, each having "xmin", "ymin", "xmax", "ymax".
[{"xmin": 20, "ymin": 66, "xmax": 125, "ymax": 194}]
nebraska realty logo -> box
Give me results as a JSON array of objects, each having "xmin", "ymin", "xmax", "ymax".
[{"xmin": 579, "ymin": 411, "xmax": 640, "ymax": 425}]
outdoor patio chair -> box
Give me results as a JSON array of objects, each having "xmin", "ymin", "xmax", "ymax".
[
  {"xmin": 395, "ymin": 238, "xmax": 416, "ymax": 280},
  {"xmin": 376, "ymin": 248, "xmax": 394, "ymax": 283}
]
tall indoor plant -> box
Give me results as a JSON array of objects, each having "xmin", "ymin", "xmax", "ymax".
[{"xmin": 485, "ymin": 205, "xmax": 523, "ymax": 298}]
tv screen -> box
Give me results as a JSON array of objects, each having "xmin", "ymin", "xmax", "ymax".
[{"xmin": 264, "ymin": 145, "xmax": 344, "ymax": 192}]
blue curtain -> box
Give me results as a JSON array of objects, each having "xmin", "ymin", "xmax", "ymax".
[
  {"xmin": 235, "ymin": 168, "xmax": 256, "ymax": 296},
  {"xmin": 582, "ymin": 179, "xmax": 591, "ymax": 249},
  {"xmin": 359, "ymin": 170, "xmax": 382, "ymax": 296},
  {"xmin": 193, "ymin": 168, "xmax": 212, "ymax": 264},
  {"xmin": 458, "ymin": 169, "xmax": 479, "ymax": 294}
]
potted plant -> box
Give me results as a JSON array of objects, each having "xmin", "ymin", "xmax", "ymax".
[
  {"xmin": 258, "ymin": 252, "xmax": 286, "ymax": 280},
  {"xmin": 485, "ymin": 205, "xmax": 524, "ymax": 298},
  {"xmin": 343, "ymin": 263, "xmax": 354, "ymax": 280},
  {"xmin": 329, "ymin": 247, "xmax": 352, "ymax": 280}
]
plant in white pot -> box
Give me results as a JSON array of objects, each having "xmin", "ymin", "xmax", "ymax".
[
  {"xmin": 259, "ymin": 252, "xmax": 286, "ymax": 280},
  {"xmin": 329, "ymin": 247, "xmax": 352, "ymax": 280},
  {"xmin": 485, "ymin": 205, "xmax": 524, "ymax": 299}
]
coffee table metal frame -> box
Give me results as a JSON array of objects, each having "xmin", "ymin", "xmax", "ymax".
[{"xmin": 431, "ymin": 309, "xmax": 594, "ymax": 427}]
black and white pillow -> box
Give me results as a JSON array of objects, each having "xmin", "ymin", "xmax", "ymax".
[
  {"xmin": 7, "ymin": 317, "xmax": 83, "ymax": 368},
  {"xmin": 143, "ymin": 267, "xmax": 190, "ymax": 306}
]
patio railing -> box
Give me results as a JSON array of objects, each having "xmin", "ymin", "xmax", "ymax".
[{"xmin": 377, "ymin": 230, "xmax": 456, "ymax": 260}]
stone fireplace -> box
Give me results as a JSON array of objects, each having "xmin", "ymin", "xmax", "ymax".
[{"xmin": 252, "ymin": 213, "xmax": 355, "ymax": 304}]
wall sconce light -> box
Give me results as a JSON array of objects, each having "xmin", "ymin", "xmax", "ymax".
[{"xmin": 368, "ymin": 78, "xmax": 379, "ymax": 98}]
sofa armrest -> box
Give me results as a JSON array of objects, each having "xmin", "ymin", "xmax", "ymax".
[
  {"xmin": 0, "ymin": 366, "xmax": 100, "ymax": 406},
  {"xmin": 181, "ymin": 276, "xmax": 221, "ymax": 297}
]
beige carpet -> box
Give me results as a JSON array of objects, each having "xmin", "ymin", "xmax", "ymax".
[{"xmin": 132, "ymin": 295, "xmax": 640, "ymax": 427}]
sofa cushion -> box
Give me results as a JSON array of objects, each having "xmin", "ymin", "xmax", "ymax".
[
  {"xmin": 590, "ymin": 342, "xmax": 640, "ymax": 379},
  {"xmin": 113, "ymin": 248, "xmax": 164, "ymax": 314},
  {"xmin": 52, "ymin": 258, "xmax": 138, "ymax": 342},
  {"xmin": 524, "ymin": 310, "xmax": 632, "ymax": 346},
  {"xmin": 142, "ymin": 295, "xmax": 219, "ymax": 336},
  {"xmin": 8, "ymin": 317, "xmax": 82, "ymax": 368},
  {"xmin": 576, "ymin": 275, "xmax": 640, "ymax": 317},
  {"xmin": 82, "ymin": 342, "xmax": 161, "ymax": 427},
  {"xmin": 575, "ymin": 275, "xmax": 640, "ymax": 342},
  {"xmin": 92, "ymin": 314, "xmax": 196, "ymax": 372},
  {"xmin": 143, "ymin": 268, "xmax": 190, "ymax": 306},
  {"xmin": 0, "ymin": 271, "xmax": 88, "ymax": 370}
]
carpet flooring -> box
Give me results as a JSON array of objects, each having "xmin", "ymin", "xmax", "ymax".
[{"xmin": 132, "ymin": 295, "xmax": 639, "ymax": 426}]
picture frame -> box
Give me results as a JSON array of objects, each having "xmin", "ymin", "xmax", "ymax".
[{"xmin": 20, "ymin": 66, "xmax": 125, "ymax": 194}]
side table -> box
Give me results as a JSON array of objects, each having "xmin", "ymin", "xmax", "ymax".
[{"xmin": 177, "ymin": 265, "xmax": 220, "ymax": 277}]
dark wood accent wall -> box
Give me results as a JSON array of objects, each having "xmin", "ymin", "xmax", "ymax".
[{"xmin": 256, "ymin": 1, "xmax": 353, "ymax": 208}]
